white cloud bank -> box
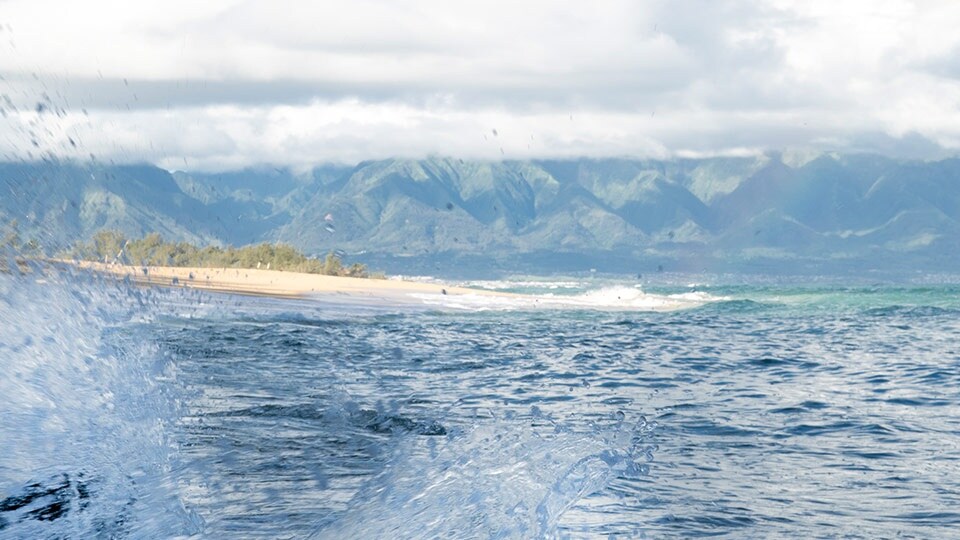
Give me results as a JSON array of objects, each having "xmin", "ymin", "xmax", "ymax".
[{"xmin": 1, "ymin": 0, "xmax": 960, "ymax": 169}]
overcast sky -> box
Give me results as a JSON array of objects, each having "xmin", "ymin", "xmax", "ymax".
[{"xmin": 1, "ymin": 0, "xmax": 959, "ymax": 170}]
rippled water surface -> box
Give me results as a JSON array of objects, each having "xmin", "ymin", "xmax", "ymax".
[{"xmin": 3, "ymin": 273, "xmax": 960, "ymax": 538}]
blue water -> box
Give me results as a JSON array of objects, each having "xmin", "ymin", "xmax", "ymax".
[{"xmin": 2, "ymin": 272, "xmax": 960, "ymax": 538}]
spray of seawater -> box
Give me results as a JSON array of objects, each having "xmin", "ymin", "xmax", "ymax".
[
  {"xmin": 313, "ymin": 407, "xmax": 656, "ymax": 539},
  {"xmin": 0, "ymin": 269, "xmax": 201, "ymax": 538}
]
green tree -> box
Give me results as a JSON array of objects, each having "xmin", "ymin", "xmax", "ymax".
[
  {"xmin": 92, "ymin": 230, "xmax": 127, "ymax": 263},
  {"xmin": 70, "ymin": 230, "xmax": 379, "ymax": 279},
  {"xmin": 345, "ymin": 262, "xmax": 368, "ymax": 278},
  {"xmin": 1, "ymin": 220, "xmax": 21, "ymax": 251},
  {"xmin": 322, "ymin": 252, "xmax": 343, "ymax": 275},
  {"xmin": 126, "ymin": 232, "xmax": 163, "ymax": 264}
]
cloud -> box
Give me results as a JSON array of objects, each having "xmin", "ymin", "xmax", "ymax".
[{"xmin": 1, "ymin": 0, "xmax": 960, "ymax": 169}]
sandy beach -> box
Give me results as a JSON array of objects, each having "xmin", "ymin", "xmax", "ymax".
[
  {"xmin": 65, "ymin": 260, "xmax": 516, "ymax": 303},
  {"xmin": 52, "ymin": 261, "xmax": 708, "ymax": 312}
]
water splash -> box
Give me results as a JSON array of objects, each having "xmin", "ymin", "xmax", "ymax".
[
  {"xmin": 0, "ymin": 273, "xmax": 200, "ymax": 537},
  {"xmin": 313, "ymin": 409, "xmax": 655, "ymax": 539}
]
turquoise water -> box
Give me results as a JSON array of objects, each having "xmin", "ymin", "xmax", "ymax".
[{"xmin": 2, "ymin": 272, "xmax": 960, "ymax": 538}]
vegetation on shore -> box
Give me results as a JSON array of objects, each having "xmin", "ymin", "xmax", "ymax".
[
  {"xmin": 68, "ymin": 230, "xmax": 377, "ymax": 278},
  {"xmin": 0, "ymin": 220, "xmax": 35, "ymax": 273},
  {"xmin": 2, "ymin": 220, "xmax": 39, "ymax": 255}
]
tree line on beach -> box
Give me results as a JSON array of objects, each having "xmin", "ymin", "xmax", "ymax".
[
  {"xmin": 0, "ymin": 220, "xmax": 37, "ymax": 272},
  {"xmin": 68, "ymin": 230, "xmax": 376, "ymax": 278},
  {"xmin": 1, "ymin": 220, "xmax": 39, "ymax": 255}
]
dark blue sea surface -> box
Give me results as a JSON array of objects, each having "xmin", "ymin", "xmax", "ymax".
[{"xmin": 2, "ymin": 273, "xmax": 960, "ymax": 538}]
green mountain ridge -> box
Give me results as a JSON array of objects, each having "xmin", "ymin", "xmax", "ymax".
[{"xmin": 3, "ymin": 154, "xmax": 960, "ymax": 276}]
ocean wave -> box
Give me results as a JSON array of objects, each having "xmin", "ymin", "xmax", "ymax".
[
  {"xmin": 463, "ymin": 279, "xmax": 587, "ymax": 291},
  {"xmin": 861, "ymin": 305, "xmax": 960, "ymax": 317},
  {"xmin": 0, "ymin": 274, "xmax": 201, "ymax": 538},
  {"xmin": 409, "ymin": 285, "xmax": 727, "ymax": 312},
  {"xmin": 695, "ymin": 298, "xmax": 782, "ymax": 313},
  {"xmin": 313, "ymin": 410, "xmax": 656, "ymax": 538}
]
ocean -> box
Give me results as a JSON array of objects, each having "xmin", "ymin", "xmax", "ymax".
[{"xmin": 2, "ymin": 271, "xmax": 959, "ymax": 538}]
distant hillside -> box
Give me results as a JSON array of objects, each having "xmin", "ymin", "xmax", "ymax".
[
  {"xmin": 3, "ymin": 154, "xmax": 960, "ymax": 276},
  {"xmin": 0, "ymin": 162, "xmax": 219, "ymax": 248}
]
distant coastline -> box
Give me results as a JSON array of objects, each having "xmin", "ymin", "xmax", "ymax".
[
  {"xmin": 65, "ymin": 231, "xmax": 378, "ymax": 279},
  {"xmin": 62, "ymin": 260, "xmax": 519, "ymax": 302},
  {"xmin": 6, "ymin": 155, "xmax": 960, "ymax": 278}
]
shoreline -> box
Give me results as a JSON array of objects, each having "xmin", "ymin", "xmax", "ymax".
[
  {"xmin": 39, "ymin": 260, "xmax": 706, "ymax": 312},
  {"xmin": 61, "ymin": 260, "xmax": 520, "ymax": 303}
]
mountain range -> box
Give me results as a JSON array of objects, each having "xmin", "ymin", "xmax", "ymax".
[{"xmin": 2, "ymin": 153, "xmax": 960, "ymax": 277}]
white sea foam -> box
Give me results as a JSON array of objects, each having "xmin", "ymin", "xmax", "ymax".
[
  {"xmin": 387, "ymin": 274, "xmax": 445, "ymax": 284},
  {"xmin": 463, "ymin": 279, "xmax": 586, "ymax": 291},
  {"xmin": 409, "ymin": 285, "xmax": 728, "ymax": 312},
  {"xmin": 0, "ymin": 273, "xmax": 201, "ymax": 537}
]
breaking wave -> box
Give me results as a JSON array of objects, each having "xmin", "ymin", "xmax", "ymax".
[
  {"xmin": 0, "ymin": 271, "xmax": 200, "ymax": 538},
  {"xmin": 313, "ymin": 410, "xmax": 656, "ymax": 538},
  {"xmin": 410, "ymin": 285, "xmax": 726, "ymax": 312}
]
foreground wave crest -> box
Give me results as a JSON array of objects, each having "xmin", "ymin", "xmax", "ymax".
[
  {"xmin": 0, "ymin": 272, "xmax": 200, "ymax": 538},
  {"xmin": 313, "ymin": 410, "xmax": 655, "ymax": 539}
]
